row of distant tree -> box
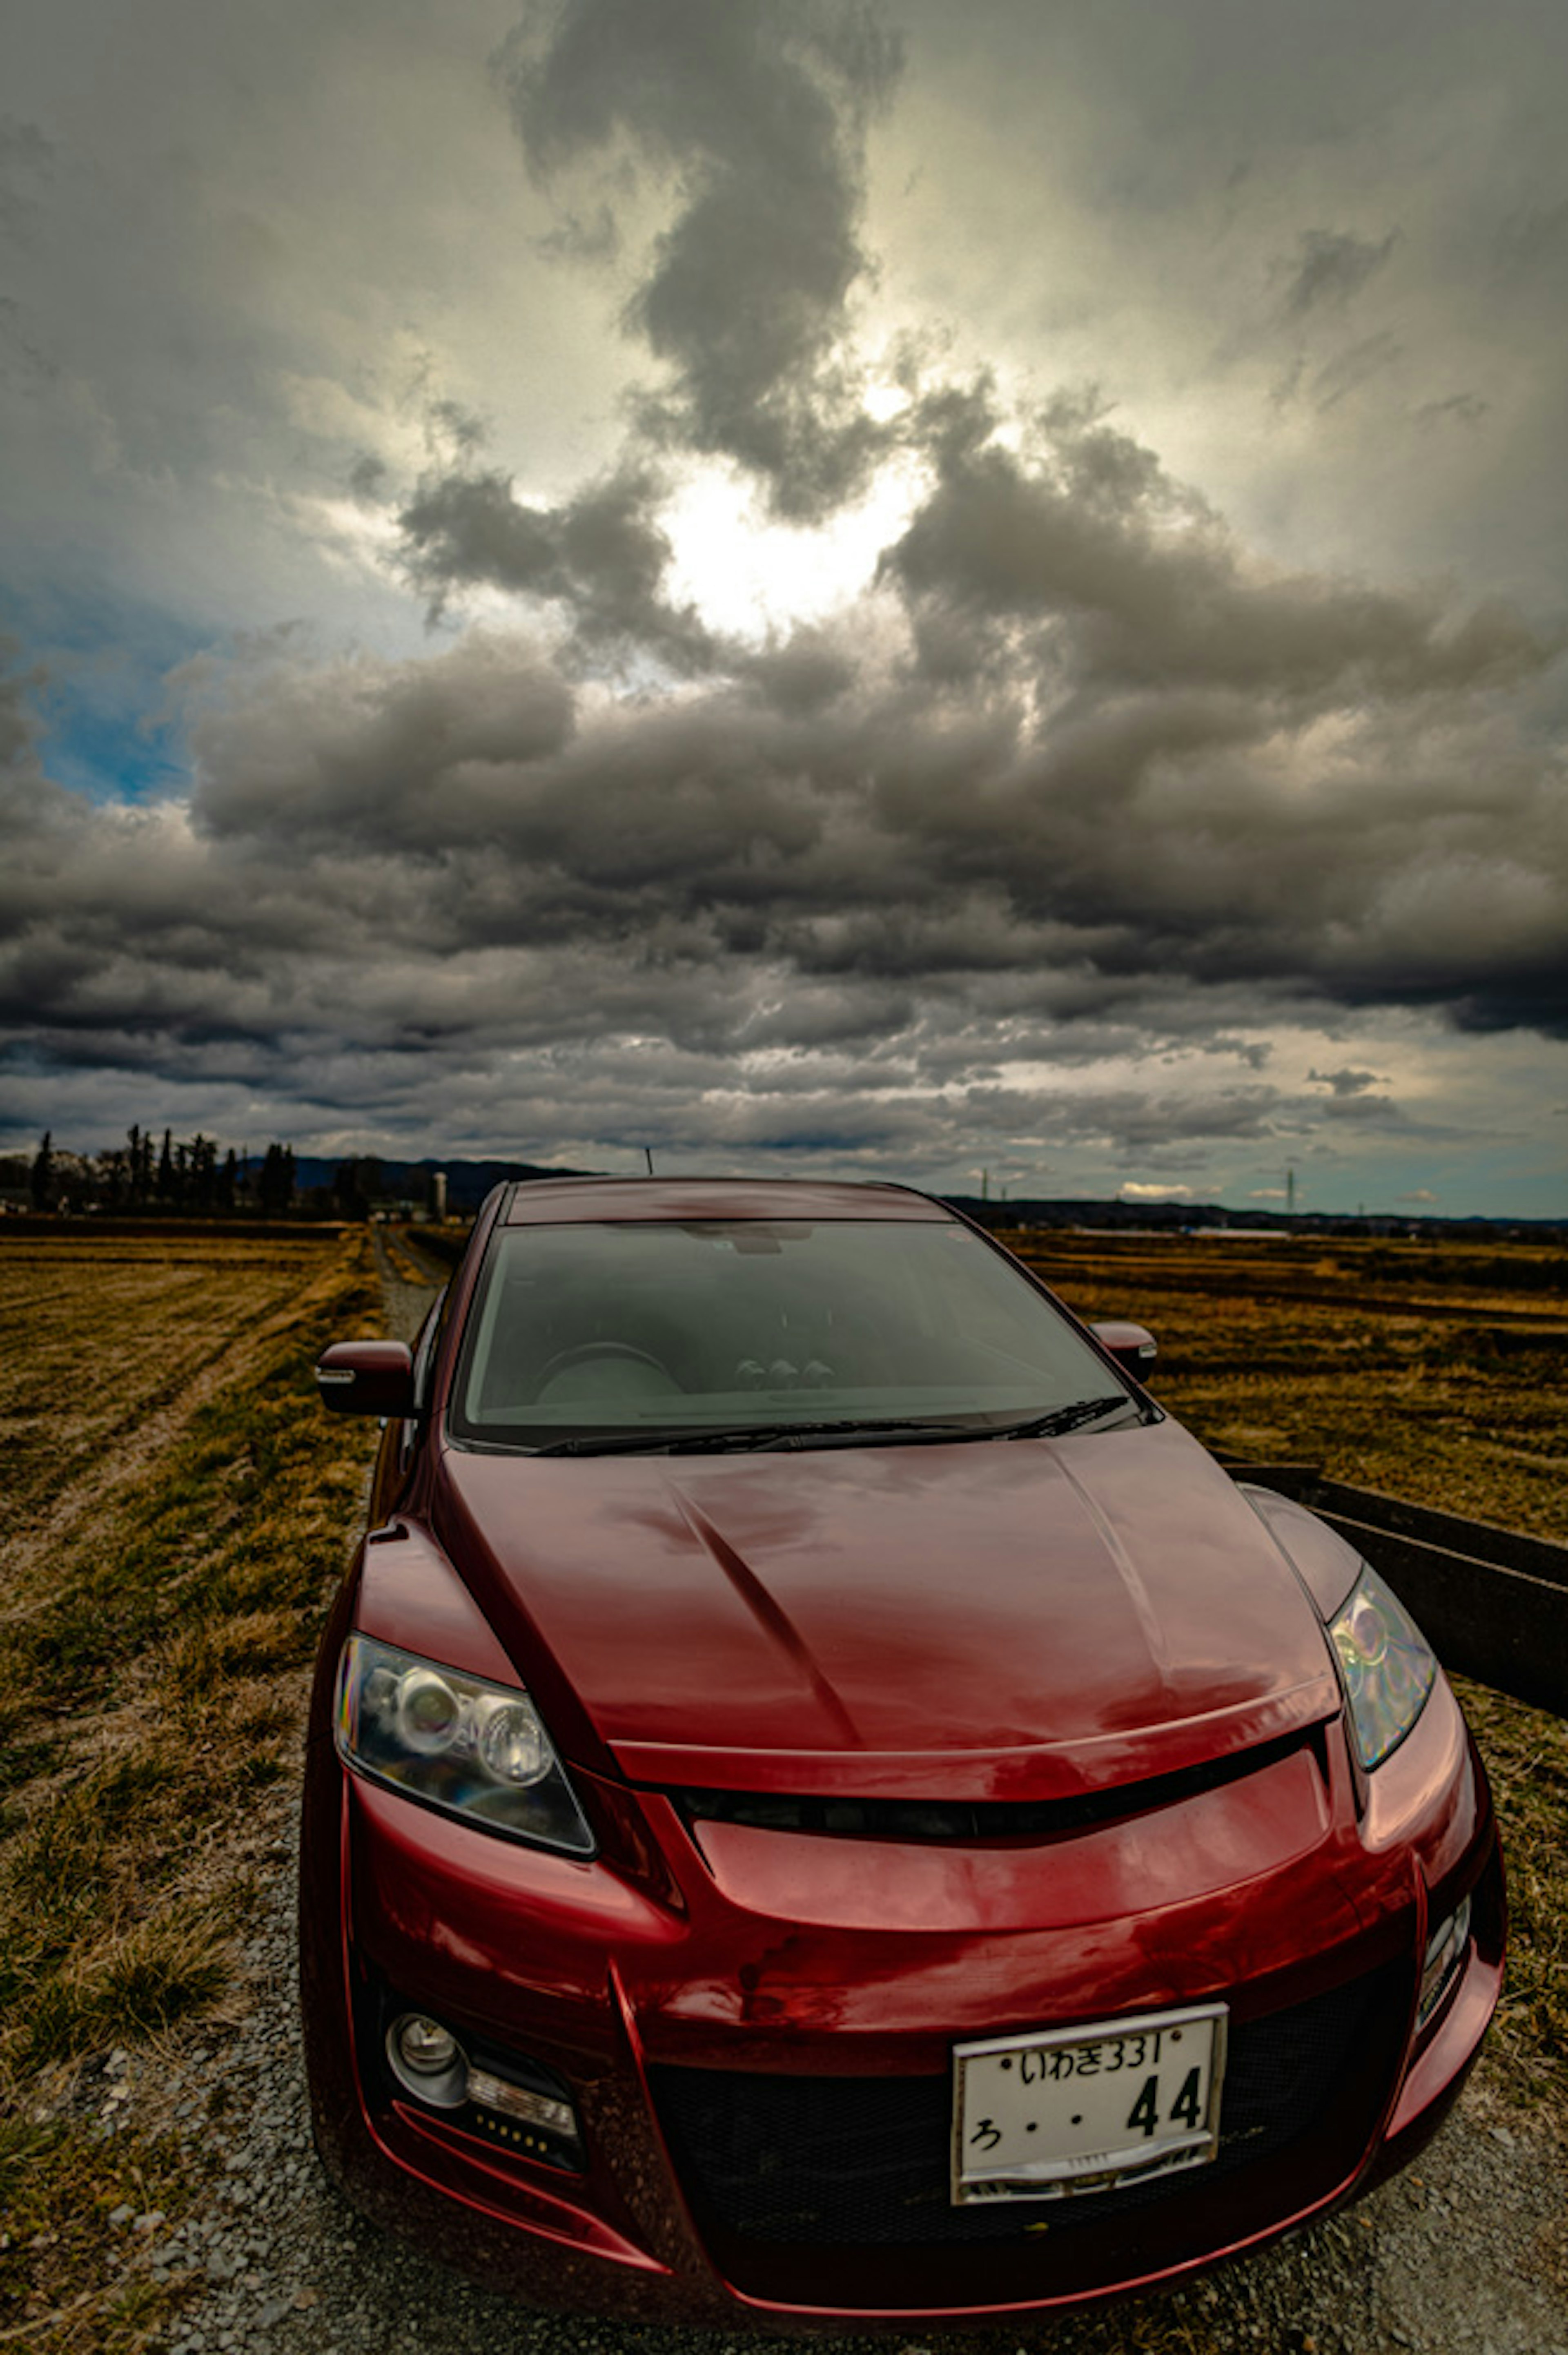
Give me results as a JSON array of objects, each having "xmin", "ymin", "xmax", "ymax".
[
  {"xmin": 9, "ymin": 1133, "xmax": 457, "ymax": 1221},
  {"xmin": 16, "ymin": 1129, "xmax": 298, "ymax": 1217}
]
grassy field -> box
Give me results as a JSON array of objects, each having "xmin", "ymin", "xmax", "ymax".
[
  {"xmin": 0, "ymin": 1221, "xmax": 1561, "ymax": 2350},
  {"xmin": 0, "ymin": 1229, "xmax": 361, "ymax": 1532},
  {"xmin": 1013, "ymin": 1228, "xmax": 1568, "ymax": 1541},
  {"xmin": 0, "ymin": 1225, "xmax": 383, "ymax": 2353}
]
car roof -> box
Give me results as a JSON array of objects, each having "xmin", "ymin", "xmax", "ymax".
[{"xmin": 500, "ymin": 1176, "xmax": 953, "ymax": 1224}]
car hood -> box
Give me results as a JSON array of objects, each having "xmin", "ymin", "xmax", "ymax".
[{"xmin": 435, "ymin": 1418, "xmax": 1341, "ymax": 1802}]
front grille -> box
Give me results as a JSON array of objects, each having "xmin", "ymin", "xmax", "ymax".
[
  {"xmin": 650, "ymin": 1965, "xmax": 1401, "ymax": 2249},
  {"xmin": 673, "ymin": 1728, "xmax": 1316, "ymax": 1845}
]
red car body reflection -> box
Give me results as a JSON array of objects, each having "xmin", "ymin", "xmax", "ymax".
[{"xmin": 299, "ymin": 1178, "xmax": 1502, "ymax": 2326}]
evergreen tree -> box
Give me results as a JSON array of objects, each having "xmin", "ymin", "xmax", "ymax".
[
  {"xmin": 30, "ymin": 1131, "xmax": 53, "ymax": 1211},
  {"xmin": 258, "ymin": 1142, "xmax": 296, "ymax": 1218},
  {"xmin": 334, "ymin": 1160, "xmax": 370, "ymax": 1220},
  {"xmin": 127, "ymin": 1124, "xmax": 155, "ymax": 1207},
  {"xmin": 190, "ymin": 1134, "xmax": 217, "ymax": 1211}
]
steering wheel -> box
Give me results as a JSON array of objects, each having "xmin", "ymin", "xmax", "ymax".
[{"xmin": 535, "ymin": 1340, "xmax": 680, "ymax": 1389}]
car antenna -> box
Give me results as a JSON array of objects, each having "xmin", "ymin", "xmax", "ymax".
[{"xmin": 644, "ymin": 1146, "xmax": 655, "ymax": 1175}]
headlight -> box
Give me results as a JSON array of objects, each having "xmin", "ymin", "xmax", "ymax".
[
  {"xmin": 1329, "ymin": 1565, "xmax": 1436, "ymax": 1770},
  {"xmin": 334, "ymin": 1633, "xmax": 596, "ymax": 1856}
]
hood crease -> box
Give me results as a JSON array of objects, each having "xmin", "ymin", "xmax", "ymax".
[
  {"xmin": 1052, "ymin": 1443, "xmax": 1174, "ymax": 1708},
  {"xmin": 670, "ymin": 1483, "xmax": 864, "ymax": 1751}
]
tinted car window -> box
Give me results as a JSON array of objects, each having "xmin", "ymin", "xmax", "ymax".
[{"xmin": 450, "ymin": 1219, "xmax": 1126, "ymax": 1446}]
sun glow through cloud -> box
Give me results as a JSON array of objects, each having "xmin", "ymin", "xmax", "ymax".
[{"xmin": 662, "ymin": 455, "xmax": 930, "ymax": 637}]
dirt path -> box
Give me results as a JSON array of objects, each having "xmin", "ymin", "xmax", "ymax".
[{"xmin": 368, "ymin": 1226, "xmax": 442, "ymax": 1343}]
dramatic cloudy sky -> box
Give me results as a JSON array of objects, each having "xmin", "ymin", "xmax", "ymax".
[{"xmin": 4, "ymin": 0, "xmax": 1566, "ymax": 1213}]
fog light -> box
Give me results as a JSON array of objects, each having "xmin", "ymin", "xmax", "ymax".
[
  {"xmin": 385, "ymin": 2012, "xmax": 468, "ymax": 2107},
  {"xmin": 1417, "ymin": 1893, "xmax": 1472, "ymax": 2032},
  {"xmin": 398, "ymin": 2016, "xmax": 456, "ymax": 2074}
]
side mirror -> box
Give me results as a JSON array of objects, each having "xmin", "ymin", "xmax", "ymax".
[
  {"xmin": 314, "ymin": 1339, "xmax": 415, "ymax": 1419},
  {"xmin": 1091, "ymin": 1320, "xmax": 1158, "ymax": 1381}
]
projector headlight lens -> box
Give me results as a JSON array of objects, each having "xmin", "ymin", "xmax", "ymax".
[
  {"xmin": 1330, "ymin": 1565, "xmax": 1436, "ymax": 1770},
  {"xmin": 336, "ymin": 1634, "xmax": 595, "ymax": 1855}
]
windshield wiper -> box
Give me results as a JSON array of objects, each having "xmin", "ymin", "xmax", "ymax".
[
  {"xmin": 537, "ymin": 1415, "xmax": 1027, "ymax": 1458},
  {"xmin": 535, "ymin": 1402, "xmax": 1140, "ymax": 1457},
  {"xmin": 997, "ymin": 1394, "xmax": 1138, "ymax": 1441},
  {"xmin": 698, "ymin": 1416, "xmax": 1007, "ymax": 1454}
]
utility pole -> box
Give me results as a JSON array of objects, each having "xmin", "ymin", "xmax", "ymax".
[{"xmin": 1286, "ymin": 1165, "xmax": 1296, "ymax": 1218}]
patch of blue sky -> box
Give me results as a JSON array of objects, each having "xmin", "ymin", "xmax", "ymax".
[{"xmin": 0, "ymin": 579, "xmax": 213, "ymax": 807}]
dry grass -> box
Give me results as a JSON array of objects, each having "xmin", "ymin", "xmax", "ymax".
[
  {"xmin": 1451, "ymin": 1675, "xmax": 1568, "ymax": 2108},
  {"xmin": 0, "ymin": 1227, "xmax": 382, "ymax": 2351},
  {"xmin": 1017, "ymin": 1230, "xmax": 1568, "ymax": 1541},
  {"xmin": 0, "ymin": 1231, "xmax": 347, "ymax": 1532}
]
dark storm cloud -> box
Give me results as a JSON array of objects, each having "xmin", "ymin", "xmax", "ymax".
[
  {"xmin": 0, "ymin": 648, "xmax": 45, "ymax": 773},
  {"xmin": 10, "ymin": 609, "xmax": 1562, "ymax": 1128},
  {"xmin": 885, "ymin": 391, "xmax": 1552, "ymax": 703},
  {"xmin": 0, "ymin": 117, "xmax": 54, "ymax": 248},
  {"xmin": 1279, "ymin": 229, "xmax": 1398, "ymax": 319},
  {"xmin": 1414, "ymin": 392, "xmax": 1489, "ymax": 433},
  {"xmin": 1494, "ymin": 196, "xmax": 1568, "ymax": 270},
  {"xmin": 188, "ymin": 636, "xmax": 578, "ymax": 854},
  {"xmin": 5, "ymin": 305, "xmax": 1565, "ymax": 1171},
  {"xmin": 1305, "ymin": 331, "xmax": 1404, "ymax": 414},
  {"xmin": 963, "ymin": 1080, "xmax": 1287, "ymax": 1151},
  {"xmin": 494, "ymin": 0, "xmax": 902, "ymax": 517},
  {"xmin": 9, "ymin": 316, "xmax": 1568, "ymax": 1123},
  {"xmin": 396, "ymin": 458, "xmax": 716, "ymax": 668},
  {"xmin": 739, "ymin": 626, "xmax": 858, "ymax": 716},
  {"xmin": 535, "ymin": 202, "xmax": 621, "ymax": 265},
  {"xmin": 347, "ymin": 452, "xmax": 389, "ymax": 503},
  {"xmin": 8, "ymin": 0, "xmax": 1568, "ymax": 1173}
]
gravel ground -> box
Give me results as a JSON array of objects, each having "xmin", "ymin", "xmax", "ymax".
[{"xmin": 97, "ymin": 1235, "xmax": 1568, "ymax": 2355}]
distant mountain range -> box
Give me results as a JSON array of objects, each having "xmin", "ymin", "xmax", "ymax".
[
  {"xmin": 4, "ymin": 1146, "xmax": 1563, "ymax": 1234},
  {"xmin": 289, "ymin": 1160, "xmax": 1567, "ymax": 1237},
  {"xmin": 292, "ymin": 1157, "xmax": 595, "ymax": 1211}
]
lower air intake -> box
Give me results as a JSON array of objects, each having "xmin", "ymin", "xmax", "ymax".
[{"xmin": 650, "ymin": 1965, "xmax": 1399, "ymax": 2248}]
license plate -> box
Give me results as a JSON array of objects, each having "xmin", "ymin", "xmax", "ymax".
[{"xmin": 951, "ymin": 2003, "xmax": 1227, "ymax": 2203}]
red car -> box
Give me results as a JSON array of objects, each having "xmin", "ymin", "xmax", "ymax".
[{"xmin": 301, "ymin": 1178, "xmax": 1502, "ymax": 2328}]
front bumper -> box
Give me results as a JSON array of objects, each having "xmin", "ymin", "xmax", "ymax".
[{"xmin": 298, "ymin": 1679, "xmax": 1502, "ymax": 2326}]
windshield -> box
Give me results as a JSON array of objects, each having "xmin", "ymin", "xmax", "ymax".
[{"xmin": 450, "ymin": 1218, "xmax": 1138, "ymax": 1451}]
